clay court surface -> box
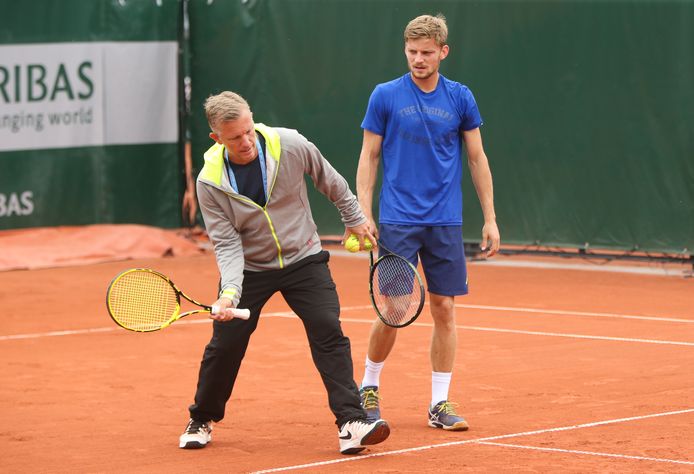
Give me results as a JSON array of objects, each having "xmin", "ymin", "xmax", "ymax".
[{"xmin": 1, "ymin": 226, "xmax": 692, "ymax": 473}]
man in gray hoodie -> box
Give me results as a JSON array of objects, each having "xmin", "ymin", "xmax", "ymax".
[{"xmin": 178, "ymin": 91, "xmax": 389, "ymax": 455}]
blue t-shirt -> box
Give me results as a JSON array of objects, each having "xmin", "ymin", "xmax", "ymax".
[{"xmin": 361, "ymin": 73, "xmax": 482, "ymax": 225}]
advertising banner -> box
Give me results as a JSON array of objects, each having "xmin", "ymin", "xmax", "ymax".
[
  {"xmin": 0, "ymin": 0, "xmax": 181, "ymax": 229},
  {"xmin": 1, "ymin": 42, "xmax": 178, "ymax": 152}
]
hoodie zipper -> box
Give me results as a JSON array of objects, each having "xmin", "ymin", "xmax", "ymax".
[{"xmin": 224, "ymin": 169, "xmax": 283, "ymax": 268}]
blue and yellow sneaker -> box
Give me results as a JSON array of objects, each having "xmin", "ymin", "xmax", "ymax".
[
  {"xmin": 428, "ymin": 400, "xmax": 469, "ymax": 431},
  {"xmin": 359, "ymin": 385, "xmax": 381, "ymax": 422}
]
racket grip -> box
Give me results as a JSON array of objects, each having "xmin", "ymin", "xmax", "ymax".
[
  {"xmin": 231, "ymin": 308, "xmax": 251, "ymax": 320},
  {"xmin": 211, "ymin": 305, "xmax": 250, "ymax": 320}
]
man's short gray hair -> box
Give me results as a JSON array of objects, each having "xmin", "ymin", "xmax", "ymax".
[{"xmin": 204, "ymin": 91, "xmax": 251, "ymax": 132}]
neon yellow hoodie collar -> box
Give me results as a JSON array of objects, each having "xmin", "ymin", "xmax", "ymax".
[{"xmin": 199, "ymin": 123, "xmax": 280, "ymax": 186}]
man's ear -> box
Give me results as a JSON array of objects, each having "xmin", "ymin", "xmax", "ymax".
[
  {"xmin": 440, "ymin": 44, "xmax": 450, "ymax": 60},
  {"xmin": 209, "ymin": 132, "xmax": 221, "ymax": 144}
]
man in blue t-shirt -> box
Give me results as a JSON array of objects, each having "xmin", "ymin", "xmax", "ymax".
[{"xmin": 355, "ymin": 13, "xmax": 501, "ymax": 431}]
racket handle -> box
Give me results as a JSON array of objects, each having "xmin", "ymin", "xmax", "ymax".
[
  {"xmin": 231, "ymin": 308, "xmax": 250, "ymax": 319},
  {"xmin": 211, "ymin": 305, "xmax": 251, "ymax": 320}
]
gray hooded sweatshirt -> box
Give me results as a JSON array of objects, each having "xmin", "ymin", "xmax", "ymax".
[{"xmin": 196, "ymin": 123, "xmax": 366, "ymax": 306}]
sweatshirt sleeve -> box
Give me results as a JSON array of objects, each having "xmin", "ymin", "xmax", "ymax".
[
  {"xmin": 292, "ymin": 131, "xmax": 366, "ymax": 228},
  {"xmin": 196, "ymin": 179, "xmax": 243, "ymax": 307}
]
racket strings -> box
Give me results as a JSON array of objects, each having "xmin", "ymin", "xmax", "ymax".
[
  {"xmin": 372, "ymin": 256, "xmax": 422, "ymax": 326},
  {"xmin": 108, "ymin": 271, "xmax": 179, "ymax": 331}
]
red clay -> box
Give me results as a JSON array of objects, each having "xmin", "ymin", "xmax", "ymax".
[{"xmin": 1, "ymin": 232, "xmax": 692, "ymax": 473}]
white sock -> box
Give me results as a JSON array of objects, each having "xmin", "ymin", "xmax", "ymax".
[
  {"xmin": 361, "ymin": 356, "xmax": 385, "ymax": 388},
  {"xmin": 431, "ymin": 371, "xmax": 452, "ymax": 407}
]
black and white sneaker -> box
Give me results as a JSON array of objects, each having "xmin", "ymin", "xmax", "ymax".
[
  {"xmin": 179, "ymin": 419, "xmax": 213, "ymax": 449},
  {"xmin": 338, "ymin": 418, "xmax": 390, "ymax": 454}
]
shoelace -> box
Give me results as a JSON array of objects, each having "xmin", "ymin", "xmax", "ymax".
[
  {"xmin": 186, "ymin": 420, "xmax": 209, "ymax": 434},
  {"xmin": 361, "ymin": 388, "xmax": 381, "ymax": 409},
  {"xmin": 435, "ymin": 401, "xmax": 459, "ymax": 415}
]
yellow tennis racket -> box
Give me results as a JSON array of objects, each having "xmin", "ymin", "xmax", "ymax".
[{"xmin": 106, "ymin": 268, "xmax": 249, "ymax": 332}]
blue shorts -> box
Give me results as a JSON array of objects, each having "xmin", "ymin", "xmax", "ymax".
[{"xmin": 379, "ymin": 224, "xmax": 468, "ymax": 296}]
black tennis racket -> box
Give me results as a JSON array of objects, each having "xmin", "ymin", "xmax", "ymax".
[
  {"xmin": 106, "ymin": 268, "xmax": 250, "ymax": 332},
  {"xmin": 369, "ymin": 244, "xmax": 425, "ymax": 328}
]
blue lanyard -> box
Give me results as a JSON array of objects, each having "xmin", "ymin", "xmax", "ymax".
[{"xmin": 224, "ymin": 138, "xmax": 268, "ymax": 202}]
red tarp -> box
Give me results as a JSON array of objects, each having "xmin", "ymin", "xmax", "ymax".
[{"xmin": 0, "ymin": 224, "xmax": 205, "ymax": 272}]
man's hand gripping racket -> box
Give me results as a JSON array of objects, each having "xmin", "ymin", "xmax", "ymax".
[{"xmin": 106, "ymin": 268, "xmax": 250, "ymax": 332}]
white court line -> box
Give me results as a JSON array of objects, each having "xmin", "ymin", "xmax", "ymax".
[
  {"xmin": 1, "ymin": 307, "xmax": 693, "ymax": 346},
  {"xmin": 249, "ymin": 408, "xmax": 694, "ymax": 473},
  {"xmin": 0, "ymin": 327, "xmax": 116, "ymax": 341},
  {"xmin": 347, "ymin": 317, "xmax": 694, "ymax": 347},
  {"xmin": 330, "ymin": 303, "xmax": 693, "ymax": 325},
  {"xmin": 455, "ymin": 304, "xmax": 693, "ymax": 324},
  {"xmin": 447, "ymin": 324, "xmax": 694, "ymax": 347},
  {"xmin": 477, "ymin": 441, "xmax": 694, "ymax": 466},
  {"xmin": 0, "ymin": 310, "xmax": 294, "ymax": 341}
]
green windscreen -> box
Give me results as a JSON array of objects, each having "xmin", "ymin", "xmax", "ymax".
[
  {"xmin": 187, "ymin": 0, "xmax": 693, "ymax": 254},
  {"xmin": 2, "ymin": 0, "xmax": 691, "ymax": 256}
]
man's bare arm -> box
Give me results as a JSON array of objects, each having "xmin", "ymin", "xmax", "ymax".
[{"xmin": 463, "ymin": 128, "xmax": 500, "ymax": 257}]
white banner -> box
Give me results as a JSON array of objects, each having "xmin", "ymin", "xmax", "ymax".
[{"xmin": 0, "ymin": 42, "xmax": 178, "ymax": 152}]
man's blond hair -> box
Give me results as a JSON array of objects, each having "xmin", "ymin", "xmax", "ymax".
[
  {"xmin": 204, "ymin": 91, "xmax": 251, "ymax": 132},
  {"xmin": 404, "ymin": 14, "xmax": 448, "ymax": 47}
]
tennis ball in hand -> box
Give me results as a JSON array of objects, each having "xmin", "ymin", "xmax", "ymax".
[{"xmin": 344, "ymin": 234, "xmax": 373, "ymax": 253}]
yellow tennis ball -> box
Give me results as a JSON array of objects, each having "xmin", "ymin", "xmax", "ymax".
[
  {"xmin": 344, "ymin": 234, "xmax": 360, "ymax": 253},
  {"xmin": 344, "ymin": 234, "xmax": 372, "ymax": 253}
]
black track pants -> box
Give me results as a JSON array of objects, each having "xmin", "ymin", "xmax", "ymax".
[{"xmin": 188, "ymin": 251, "xmax": 365, "ymax": 427}]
